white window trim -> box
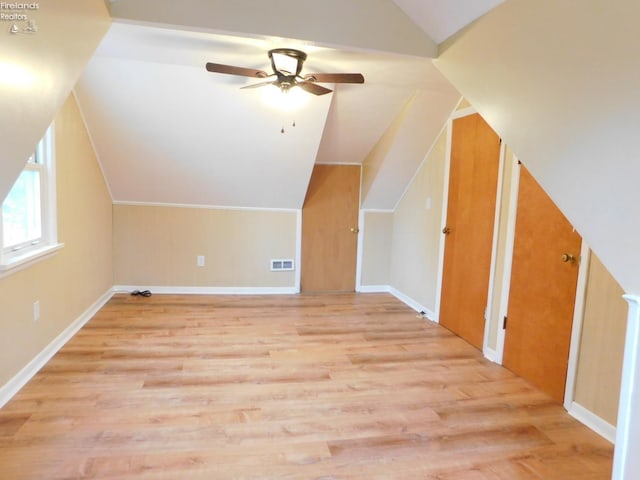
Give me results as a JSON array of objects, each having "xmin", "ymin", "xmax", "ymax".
[{"xmin": 0, "ymin": 124, "xmax": 63, "ymax": 277}]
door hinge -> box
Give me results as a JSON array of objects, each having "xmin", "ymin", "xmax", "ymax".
[{"xmin": 503, "ymin": 315, "xmax": 508, "ymax": 330}]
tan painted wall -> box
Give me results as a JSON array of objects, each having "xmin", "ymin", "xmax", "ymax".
[
  {"xmin": 574, "ymin": 253, "xmax": 627, "ymax": 426},
  {"xmin": 113, "ymin": 205, "xmax": 297, "ymax": 288},
  {"xmin": 0, "ymin": 94, "xmax": 113, "ymax": 386},
  {"xmin": 360, "ymin": 211, "xmax": 393, "ymax": 286},
  {"xmin": 388, "ymin": 129, "xmax": 447, "ymax": 314}
]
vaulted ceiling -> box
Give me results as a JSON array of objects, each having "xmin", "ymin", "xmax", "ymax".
[
  {"xmin": 71, "ymin": 0, "xmax": 501, "ymax": 209},
  {"xmin": 6, "ymin": 0, "xmax": 640, "ymax": 295}
]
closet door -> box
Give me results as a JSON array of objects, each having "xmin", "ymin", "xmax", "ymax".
[
  {"xmin": 439, "ymin": 113, "xmax": 501, "ymax": 349},
  {"xmin": 503, "ymin": 164, "xmax": 582, "ymax": 403},
  {"xmin": 301, "ymin": 164, "xmax": 360, "ymax": 292}
]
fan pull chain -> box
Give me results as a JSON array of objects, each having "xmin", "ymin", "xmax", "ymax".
[{"xmin": 281, "ymin": 120, "xmax": 297, "ymax": 134}]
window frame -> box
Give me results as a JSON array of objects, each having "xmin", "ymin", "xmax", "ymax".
[{"xmin": 0, "ymin": 124, "xmax": 63, "ymax": 275}]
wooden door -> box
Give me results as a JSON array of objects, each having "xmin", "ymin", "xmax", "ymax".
[
  {"xmin": 503, "ymin": 164, "xmax": 582, "ymax": 403},
  {"xmin": 301, "ymin": 164, "xmax": 360, "ymax": 292},
  {"xmin": 439, "ymin": 114, "xmax": 501, "ymax": 349}
]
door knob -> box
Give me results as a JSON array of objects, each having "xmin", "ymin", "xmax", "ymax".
[
  {"xmin": 442, "ymin": 227, "xmax": 451, "ymax": 235},
  {"xmin": 561, "ymin": 253, "xmax": 576, "ymax": 263},
  {"xmin": 350, "ymin": 227, "xmax": 359, "ymax": 234}
]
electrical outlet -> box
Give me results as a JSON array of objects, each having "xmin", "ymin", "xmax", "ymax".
[
  {"xmin": 33, "ymin": 300, "xmax": 40, "ymax": 322},
  {"xmin": 197, "ymin": 255, "xmax": 205, "ymax": 267}
]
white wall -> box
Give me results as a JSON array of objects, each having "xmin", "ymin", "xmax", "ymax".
[
  {"xmin": 388, "ymin": 129, "xmax": 448, "ymax": 315},
  {"xmin": 109, "ymin": 0, "xmax": 437, "ymax": 57},
  {"xmin": 0, "ymin": 0, "xmax": 110, "ymax": 201},
  {"xmin": 436, "ymin": 0, "xmax": 640, "ymax": 295}
]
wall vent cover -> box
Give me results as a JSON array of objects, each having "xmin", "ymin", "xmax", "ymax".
[{"xmin": 271, "ymin": 259, "xmax": 295, "ymax": 271}]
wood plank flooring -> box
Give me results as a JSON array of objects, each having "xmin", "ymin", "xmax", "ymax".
[{"xmin": 0, "ymin": 293, "xmax": 613, "ymax": 479}]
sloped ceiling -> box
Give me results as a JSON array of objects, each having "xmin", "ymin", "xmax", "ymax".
[
  {"xmin": 391, "ymin": 0, "xmax": 504, "ymax": 43},
  {"xmin": 108, "ymin": 0, "xmax": 438, "ymax": 58},
  {"xmin": 0, "ymin": 0, "xmax": 110, "ymax": 201},
  {"xmin": 75, "ymin": 23, "xmax": 333, "ymax": 209},
  {"xmin": 2, "ymin": 0, "xmax": 504, "ymax": 211},
  {"xmin": 436, "ymin": 0, "xmax": 640, "ymax": 295},
  {"xmin": 77, "ymin": 0, "xmax": 469, "ymax": 209},
  {"xmin": 362, "ymin": 89, "xmax": 459, "ymax": 210}
]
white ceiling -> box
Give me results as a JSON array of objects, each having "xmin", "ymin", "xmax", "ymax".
[
  {"xmin": 391, "ymin": 0, "xmax": 505, "ymax": 43},
  {"xmin": 0, "ymin": 0, "xmax": 110, "ymax": 203},
  {"xmin": 74, "ymin": 0, "xmax": 501, "ymax": 209}
]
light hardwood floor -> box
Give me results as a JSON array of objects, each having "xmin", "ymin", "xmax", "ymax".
[{"xmin": 0, "ymin": 293, "xmax": 613, "ymax": 479}]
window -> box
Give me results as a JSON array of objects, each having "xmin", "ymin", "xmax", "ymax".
[
  {"xmin": 3, "ymin": 153, "xmax": 43, "ymax": 250},
  {"xmin": 1, "ymin": 125, "xmax": 61, "ymax": 273}
]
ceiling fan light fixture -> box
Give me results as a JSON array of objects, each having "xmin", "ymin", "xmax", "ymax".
[
  {"xmin": 268, "ymin": 48, "xmax": 306, "ymax": 76},
  {"xmin": 261, "ymin": 83, "xmax": 308, "ymax": 112}
]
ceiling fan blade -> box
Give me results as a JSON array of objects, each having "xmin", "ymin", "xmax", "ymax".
[
  {"xmin": 304, "ymin": 73, "xmax": 365, "ymax": 84},
  {"xmin": 298, "ymin": 81, "xmax": 333, "ymax": 96},
  {"xmin": 205, "ymin": 62, "xmax": 269, "ymax": 78},
  {"xmin": 240, "ymin": 80, "xmax": 277, "ymax": 90}
]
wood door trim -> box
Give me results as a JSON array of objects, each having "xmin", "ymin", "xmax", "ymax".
[{"xmin": 494, "ymin": 159, "xmax": 591, "ymax": 406}]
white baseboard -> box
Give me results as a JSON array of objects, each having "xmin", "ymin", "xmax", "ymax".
[
  {"xmin": 569, "ymin": 401, "xmax": 616, "ymax": 444},
  {"xmin": 388, "ymin": 286, "xmax": 436, "ymax": 321},
  {"xmin": 357, "ymin": 285, "xmax": 391, "ymax": 293},
  {"xmin": 0, "ymin": 287, "xmax": 114, "ymax": 409},
  {"xmin": 113, "ymin": 285, "xmax": 299, "ymax": 295},
  {"xmin": 483, "ymin": 347, "xmax": 501, "ymax": 364}
]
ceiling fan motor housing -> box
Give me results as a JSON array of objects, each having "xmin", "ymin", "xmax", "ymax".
[{"xmin": 268, "ymin": 48, "xmax": 307, "ymax": 76}]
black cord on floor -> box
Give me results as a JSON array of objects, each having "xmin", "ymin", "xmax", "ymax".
[{"xmin": 131, "ymin": 290, "xmax": 152, "ymax": 297}]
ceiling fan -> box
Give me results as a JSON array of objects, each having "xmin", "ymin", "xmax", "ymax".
[{"xmin": 205, "ymin": 48, "xmax": 364, "ymax": 96}]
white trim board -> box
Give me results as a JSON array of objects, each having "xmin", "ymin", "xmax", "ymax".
[
  {"xmin": 112, "ymin": 201, "xmax": 299, "ymax": 213},
  {"xmin": 357, "ymin": 285, "xmax": 436, "ymax": 321},
  {"xmin": 482, "ymin": 139, "xmax": 507, "ymax": 354},
  {"xmin": 569, "ymin": 402, "xmax": 616, "ymax": 444},
  {"xmin": 357, "ymin": 285, "xmax": 391, "ymax": 294},
  {"xmin": 360, "ymin": 208, "xmax": 394, "ymax": 213},
  {"xmin": 433, "ymin": 115, "xmax": 454, "ymax": 324},
  {"xmin": 295, "ymin": 209, "xmax": 302, "ymax": 293},
  {"xmin": 113, "ymin": 286, "xmax": 299, "ymax": 295},
  {"xmin": 564, "ymin": 242, "xmax": 592, "ymax": 410},
  {"xmin": 613, "ymin": 294, "xmax": 640, "ymax": 479},
  {"xmin": 389, "ymin": 286, "xmax": 436, "ymax": 321},
  {"xmin": 0, "ymin": 287, "xmax": 114, "ymax": 409},
  {"xmin": 483, "ymin": 347, "xmax": 501, "ymax": 364},
  {"xmin": 494, "ymin": 155, "xmax": 521, "ymax": 363},
  {"xmin": 355, "ymin": 208, "xmax": 365, "ymax": 292},
  {"xmin": 450, "ymin": 105, "xmax": 478, "ymax": 119}
]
